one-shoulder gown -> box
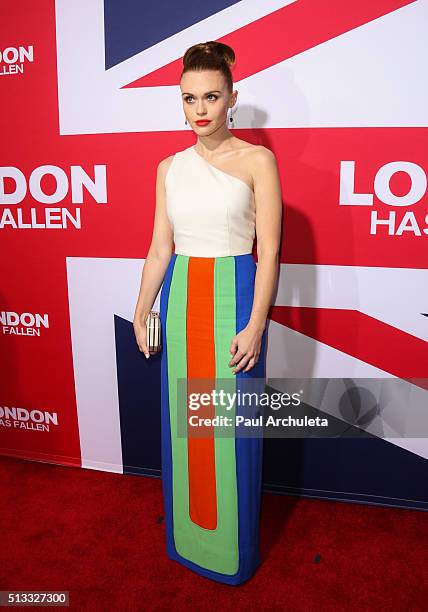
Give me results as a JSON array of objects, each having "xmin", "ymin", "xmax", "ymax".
[{"xmin": 159, "ymin": 144, "xmax": 267, "ymax": 585}]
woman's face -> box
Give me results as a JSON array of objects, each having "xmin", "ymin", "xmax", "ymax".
[{"xmin": 180, "ymin": 69, "xmax": 236, "ymax": 135}]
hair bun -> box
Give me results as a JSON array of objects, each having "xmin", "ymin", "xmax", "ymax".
[
  {"xmin": 183, "ymin": 41, "xmax": 235, "ymax": 69},
  {"xmin": 181, "ymin": 41, "xmax": 236, "ymax": 92},
  {"xmin": 202, "ymin": 41, "xmax": 235, "ymax": 67}
]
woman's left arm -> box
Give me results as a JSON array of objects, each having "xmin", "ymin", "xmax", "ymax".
[{"xmin": 229, "ymin": 146, "xmax": 283, "ymax": 374}]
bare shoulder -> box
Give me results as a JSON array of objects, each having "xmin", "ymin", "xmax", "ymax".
[
  {"xmin": 249, "ymin": 144, "xmax": 277, "ymax": 165},
  {"xmin": 243, "ymin": 145, "xmax": 278, "ymax": 184}
]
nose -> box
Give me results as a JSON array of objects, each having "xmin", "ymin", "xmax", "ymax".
[{"xmin": 196, "ymin": 102, "xmax": 207, "ymax": 116}]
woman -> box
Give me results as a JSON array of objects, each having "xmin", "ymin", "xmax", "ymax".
[{"xmin": 133, "ymin": 41, "xmax": 282, "ymax": 585}]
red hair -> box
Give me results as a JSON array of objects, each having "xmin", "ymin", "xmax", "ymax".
[{"xmin": 181, "ymin": 41, "xmax": 235, "ymax": 92}]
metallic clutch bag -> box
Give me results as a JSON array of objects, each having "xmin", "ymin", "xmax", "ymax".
[{"xmin": 146, "ymin": 310, "xmax": 162, "ymax": 353}]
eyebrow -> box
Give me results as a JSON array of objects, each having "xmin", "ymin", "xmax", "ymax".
[{"xmin": 181, "ymin": 90, "xmax": 222, "ymax": 96}]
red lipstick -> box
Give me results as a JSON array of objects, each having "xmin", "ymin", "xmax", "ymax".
[{"xmin": 195, "ymin": 120, "xmax": 211, "ymax": 126}]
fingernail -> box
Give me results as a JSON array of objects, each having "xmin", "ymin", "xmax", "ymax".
[{"xmin": 145, "ymin": 354, "xmax": 149, "ymax": 359}]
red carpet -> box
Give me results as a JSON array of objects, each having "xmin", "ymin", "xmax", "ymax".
[{"xmin": 1, "ymin": 455, "xmax": 427, "ymax": 610}]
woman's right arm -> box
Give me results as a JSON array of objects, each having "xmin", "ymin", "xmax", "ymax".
[{"xmin": 133, "ymin": 155, "xmax": 174, "ymax": 358}]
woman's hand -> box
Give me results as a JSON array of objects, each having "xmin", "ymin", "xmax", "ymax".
[
  {"xmin": 228, "ymin": 323, "xmax": 265, "ymax": 374},
  {"xmin": 133, "ymin": 317, "xmax": 150, "ymax": 359}
]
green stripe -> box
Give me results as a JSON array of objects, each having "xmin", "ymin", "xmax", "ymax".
[
  {"xmin": 213, "ymin": 256, "xmax": 239, "ymax": 572},
  {"xmin": 166, "ymin": 255, "xmax": 239, "ymax": 574}
]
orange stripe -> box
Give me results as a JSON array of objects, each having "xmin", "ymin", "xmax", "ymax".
[{"xmin": 186, "ymin": 257, "xmax": 217, "ymax": 529}]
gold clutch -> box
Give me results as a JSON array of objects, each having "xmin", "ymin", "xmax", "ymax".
[{"xmin": 146, "ymin": 310, "xmax": 162, "ymax": 353}]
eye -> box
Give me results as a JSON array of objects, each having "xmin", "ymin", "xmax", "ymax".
[{"xmin": 184, "ymin": 94, "xmax": 218, "ymax": 103}]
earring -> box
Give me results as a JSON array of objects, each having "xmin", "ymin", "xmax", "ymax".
[
  {"xmin": 185, "ymin": 118, "xmax": 188, "ymax": 126},
  {"xmin": 228, "ymin": 107, "xmax": 235, "ymax": 129}
]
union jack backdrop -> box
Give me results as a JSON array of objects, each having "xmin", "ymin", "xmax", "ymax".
[{"xmin": 1, "ymin": 0, "xmax": 427, "ymax": 510}]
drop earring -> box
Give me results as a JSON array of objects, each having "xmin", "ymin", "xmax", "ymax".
[
  {"xmin": 184, "ymin": 118, "xmax": 188, "ymax": 126},
  {"xmin": 228, "ymin": 107, "xmax": 235, "ymax": 129}
]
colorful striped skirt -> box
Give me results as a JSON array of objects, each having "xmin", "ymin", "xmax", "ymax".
[{"xmin": 159, "ymin": 252, "xmax": 267, "ymax": 585}]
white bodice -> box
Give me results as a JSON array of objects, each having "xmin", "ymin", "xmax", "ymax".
[{"xmin": 165, "ymin": 145, "xmax": 256, "ymax": 257}]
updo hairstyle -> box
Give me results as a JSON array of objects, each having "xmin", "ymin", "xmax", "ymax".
[{"xmin": 181, "ymin": 41, "xmax": 235, "ymax": 92}]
